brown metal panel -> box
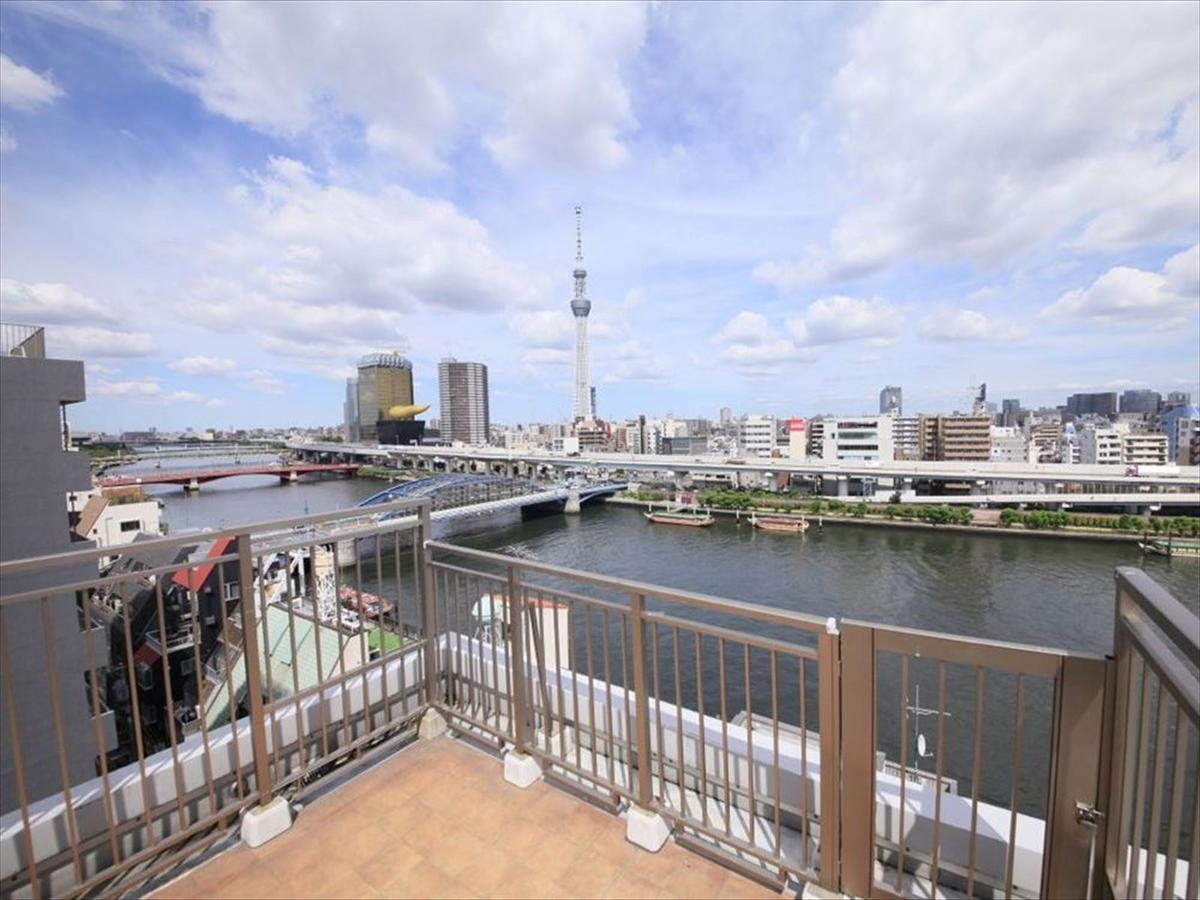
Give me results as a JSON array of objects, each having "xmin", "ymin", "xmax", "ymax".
[
  {"xmin": 628, "ymin": 593, "xmax": 653, "ymax": 808},
  {"xmin": 837, "ymin": 623, "xmax": 873, "ymax": 898},
  {"xmin": 507, "ymin": 564, "xmax": 528, "ymax": 753},
  {"xmin": 237, "ymin": 534, "xmax": 273, "ymax": 804},
  {"xmin": 871, "ymin": 624, "xmax": 1064, "ymax": 678},
  {"xmin": 1042, "ymin": 655, "xmax": 1108, "ymax": 899}
]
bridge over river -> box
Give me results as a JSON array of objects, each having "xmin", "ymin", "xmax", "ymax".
[
  {"xmin": 99, "ymin": 462, "xmax": 361, "ymax": 492},
  {"xmin": 251, "ymin": 474, "xmax": 627, "ymax": 556}
]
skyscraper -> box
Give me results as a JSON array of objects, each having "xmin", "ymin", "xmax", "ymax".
[
  {"xmin": 571, "ymin": 206, "xmax": 593, "ymax": 422},
  {"xmin": 879, "ymin": 385, "xmax": 902, "ymax": 415},
  {"xmin": 438, "ymin": 359, "xmax": 490, "ymax": 446},
  {"xmin": 1119, "ymin": 389, "xmax": 1160, "ymax": 415},
  {"xmin": 356, "ymin": 352, "xmax": 414, "ymax": 443},
  {"xmin": 344, "ymin": 377, "xmax": 359, "ymax": 442},
  {"xmin": 1001, "ymin": 398, "xmax": 1021, "ymax": 428}
]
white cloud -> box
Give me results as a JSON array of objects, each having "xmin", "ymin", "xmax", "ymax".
[
  {"xmin": 90, "ymin": 377, "xmax": 215, "ymax": 405},
  {"xmin": 918, "ymin": 308, "xmax": 1027, "ymax": 343},
  {"xmin": 603, "ymin": 339, "xmax": 666, "ymax": 382},
  {"xmin": 0, "ymin": 279, "xmax": 120, "ymax": 324},
  {"xmin": 222, "ymin": 157, "xmax": 539, "ymax": 313},
  {"xmin": 26, "ymin": 3, "xmax": 645, "ymax": 171},
  {"xmin": 1, "ymin": 279, "xmax": 153, "ymax": 360},
  {"xmin": 47, "ymin": 327, "xmax": 155, "ymax": 359},
  {"xmin": 760, "ymin": 3, "xmax": 1200, "ymax": 282},
  {"xmin": 177, "ymin": 157, "xmax": 542, "ymax": 375},
  {"xmin": 787, "ymin": 295, "xmax": 901, "ymax": 347},
  {"xmin": 0, "ymin": 54, "xmax": 64, "ymax": 110},
  {"xmin": 239, "ymin": 369, "xmax": 285, "ymax": 395},
  {"xmin": 714, "ymin": 311, "xmax": 812, "ymax": 376},
  {"xmin": 1040, "ymin": 244, "xmax": 1200, "ymax": 326},
  {"xmin": 169, "ymin": 355, "xmax": 238, "ymax": 376},
  {"xmin": 717, "ymin": 311, "xmax": 774, "ymax": 347},
  {"xmin": 509, "ymin": 310, "xmax": 574, "ymax": 349}
]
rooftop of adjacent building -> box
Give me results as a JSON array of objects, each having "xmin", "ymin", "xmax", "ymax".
[{"xmin": 149, "ymin": 735, "xmax": 779, "ymax": 900}]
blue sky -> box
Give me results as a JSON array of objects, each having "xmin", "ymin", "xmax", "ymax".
[{"xmin": 1, "ymin": 1, "xmax": 1197, "ymax": 432}]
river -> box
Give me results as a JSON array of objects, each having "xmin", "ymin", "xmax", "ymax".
[{"xmin": 134, "ymin": 458, "xmax": 1199, "ymax": 817}]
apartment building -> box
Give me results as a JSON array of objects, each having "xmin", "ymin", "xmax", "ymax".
[
  {"xmin": 989, "ymin": 426, "xmax": 1031, "ymax": 463},
  {"xmin": 918, "ymin": 415, "xmax": 991, "ymax": 461},
  {"xmin": 1079, "ymin": 423, "xmax": 1123, "ymax": 465},
  {"xmin": 738, "ymin": 415, "xmax": 776, "ymax": 458},
  {"xmin": 1122, "ymin": 432, "xmax": 1168, "ymax": 466}
]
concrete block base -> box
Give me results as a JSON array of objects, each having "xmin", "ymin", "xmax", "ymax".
[
  {"xmin": 625, "ymin": 804, "xmax": 671, "ymax": 852},
  {"xmin": 418, "ymin": 707, "xmax": 448, "ymax": 740},
  {"xmin": 800, "ymin": 881, "xmax": 845, "ymax": 899},
  {"xmin": 503, "ymin": 751, "xmax": 543, "ymax": 788},
  {"xmin": 240, "ymin": 797, "xmax": 293, "ymax": 848}
]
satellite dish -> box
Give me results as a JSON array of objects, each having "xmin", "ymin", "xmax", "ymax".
[{"xmin": 917, "ymin": 734, "xmax": 928, "ymax": 757}]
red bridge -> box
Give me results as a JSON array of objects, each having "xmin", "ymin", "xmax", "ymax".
[{"xmin": 99, "ymin": 463, "xmax": 361, "ymax": 492}]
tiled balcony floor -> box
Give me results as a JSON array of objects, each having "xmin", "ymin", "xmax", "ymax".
[{"xmin": 150, "ymin": 734, "xmax": 786, "ymax": 899}]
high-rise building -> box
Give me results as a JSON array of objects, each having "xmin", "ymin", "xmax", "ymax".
[
  {"xmin": 1164, "ymin": 391, "xmax": 1192, "ymax": 410},
  {"xmin": 1160, "ymin": 404, "xmax": 1200, "ymax": 459},
  {"xmin": 1001, "ymin": 398, "xmax": 1022, "ymax": 428},
  {"xmin": 356, "ymin": 353, "xmax": 414, "ymax": 443},
  {"xmin": 1, "ymin": 326, "xmax": 108, "ymax": 813},
  {"xmin": 570, "ymin": 206, "xmax": 594, "ymax": 422},
  {"xmin": 1065, "ymin": 392, "xmax": 1117, "ymax": 420},
  {"xmin": 879, "ymin": 385, "xmax": 902, "ymax": 416},
  {"xmin": 919, "ymin": 415, "xmax": 992, "ymax": 461},
  {"xmin": 1119, "ymin": 389, "xmax": 1161, "ymax": 416},
  {"xmin": 590, "ymin": 386, "xmax": 597, "ymax": 421},
  {"xmin": 343, "ymin": 378, "xmax": 359, "ymax": 442},
  {"xmin": 438, "ymin": 359, "xmax": 490, "ymax": 446},
  {"xmin": 719, "ymin": 407, "xmax": 732, "ymax": 426}
]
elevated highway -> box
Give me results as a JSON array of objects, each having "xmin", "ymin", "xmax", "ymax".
[{"xmin": 288, "ymin": 441, "xmax": 1200, "ymax": 504}]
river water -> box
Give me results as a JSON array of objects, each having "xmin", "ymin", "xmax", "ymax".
[{"xmin": 136, "ymin": 459, "xmax": 1199, "ymax": 818}]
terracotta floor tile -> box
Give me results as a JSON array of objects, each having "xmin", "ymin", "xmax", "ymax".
[{"xmin": 151, "ymin": 736, "xmax": 793, "ymax": 900}]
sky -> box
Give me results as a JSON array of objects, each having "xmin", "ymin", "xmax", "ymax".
[{"xmin": 0, "ymin": 1, "xmax": 1197, "ymax": 433}]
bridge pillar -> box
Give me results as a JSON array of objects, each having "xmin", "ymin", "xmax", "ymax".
[
  {"xmin": 564, "ymin": 488, "xmax": 582, "ymax": 514},
  {"xmin": 184, "ymin": 478, "xmax": 201, "ymax": 493}
]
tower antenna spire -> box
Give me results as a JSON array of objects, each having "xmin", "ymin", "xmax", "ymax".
[{"xmin": 575, "ymin": 205, "xmax": 583, "ymax": 265}]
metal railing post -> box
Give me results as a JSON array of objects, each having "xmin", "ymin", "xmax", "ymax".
[
  {"xmin": 507, "ymin": 564, "xmax": 529, "ymax": 753},
  {"xmin": 1040, "ymin": 655, "xmax": 1110, "ymax": 899},
  {"xmin": 629, "ymin": 592, "xmax": 653, "ymax": 809},
  {"xmin": 419, "ymin": 501, "xmax": 439, "ymax": 705},
  {"xmin": 836, "ymin": 621, "xmax": 873, "ymax": 897},
  {"xmin": 236, "ymin": 533, "xmax": 272, "ymax": 804}
]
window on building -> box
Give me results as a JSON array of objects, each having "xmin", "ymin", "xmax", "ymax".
[{"xmin": 119, "ymin": 520, "xmax": 141, "ymax": 532}]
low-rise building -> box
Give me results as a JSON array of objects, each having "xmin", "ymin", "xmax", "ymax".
[
  {"xmin": 821, "ymin": 415, "xmax": 894, "ymax": 463},
  {"xmin": 989, "ymin": 426, "xmax": 1031, "ymax": 463},
  {"xmin": 891, "ymin": 415, "xmax": 920, "ymax": 460},
  {"xmin": 806, "ymin": 418, "xmax": 826, "ymax": 459},
  {"xmin": 1078, "ymin": 424, "xmax": 1122, "ymax": 465},
  {"xmin": 787, "ymin": 418, "xmax": 807, "ymax": 461},
  {"xmin": 1176, "ymin": 417, "xmax": 1199, "ymax": 465},
  {"xmin": 1122, "ymin": 432, "xmax": 1168, "ymax": 466},
  {"xmin": 738, "ymin": 415, "xmax": 775, "ymax": 458}
]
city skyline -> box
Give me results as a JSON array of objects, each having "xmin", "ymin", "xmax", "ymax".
[{"xmin": 0, "ymin": 3, "xmax": 1197, "ymax": 431}]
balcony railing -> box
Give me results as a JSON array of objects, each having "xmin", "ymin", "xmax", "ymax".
[
  {"xmin": 0, "ymin": 501, "xmax": 1196, "ymax": 899},
  {"xmin": 0, "ymin": 323, "xmax": 46, "ymax": 360}
]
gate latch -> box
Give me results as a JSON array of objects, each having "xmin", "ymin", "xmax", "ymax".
[{"xmin": 1075, "ymin": 802, "xmax": 1104, "ymax": 827}]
